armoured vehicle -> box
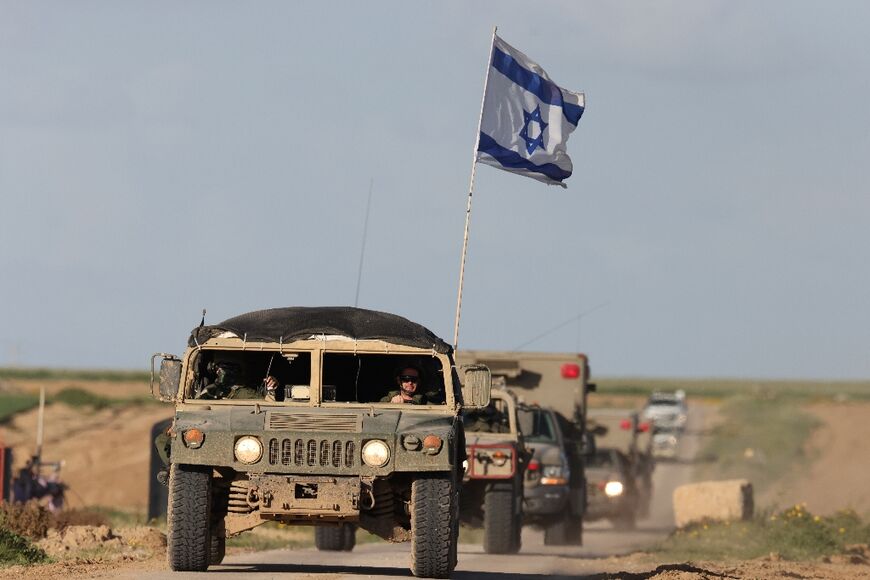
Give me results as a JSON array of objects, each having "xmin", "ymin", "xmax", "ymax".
[
  {"xmin": 151, "ymin": 307, "xmax": 491, "ymax": 578},
  {"xmin": 586, "ymin": 409, "xmax": 655, "ymax": 523},
  {"xmin": 455, "ymin": 351, "xmax": 593, "ymax": 546},
  {"xmin": 584, "ymin": 446, "xmax": 639, "ymax": 529},
  {"xmin": 459, "ymin": 387, "xmax": 528, "ymax": 554}
]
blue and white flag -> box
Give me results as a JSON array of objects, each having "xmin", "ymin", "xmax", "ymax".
[{"xmin": 477, "ymin": 34, "xmax": 585, "ymax": 188}]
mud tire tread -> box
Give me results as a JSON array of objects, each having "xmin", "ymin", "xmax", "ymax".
[
  {"xmin": 167, "ymin": 463, "xmax": 212, "ymax": 571},
  {"xmin": 411, "ymin": 475, "xmax": 456, "ymax": 578},
  {"xmin": 483, "ymin": 484, "xmax": 518, "ymax": 554},
  {"xmin": 315, "ymin": 524, "xmax": 355, "ymax": 551}
]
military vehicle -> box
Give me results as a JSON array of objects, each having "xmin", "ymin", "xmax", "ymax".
[
  {"xmin": 583, "ymin": 446, "xmax": 639, "ymax": 529},
  {"xmin": 641, "ymin": 390, "xmax": 688, "ymax": 432},
  {"xmin": 586, "ymin": 409, "xmax": 655, "ymax": 524},
  {"xmin": 151, "ymin": 307, "xmax": 492, "ymax": 578},
  {"xmin": 455, "ymin": 351, "xmax": 593, "ymax": 546},
  {"xmin": 459, "ymin": 387, "xmax": 527, "ymax": 554}
]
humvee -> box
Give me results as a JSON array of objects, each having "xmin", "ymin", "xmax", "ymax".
[
  {"xmin": 151, "ymin": 307, "xmax": 491, "ymax": 578},
  {"xmin": 455, "ymin": 351, "xmax": 594, "ymax": 546},
  {"xmin": 459, "ymin": 387, "xmax": 528, "ymax": 554}
]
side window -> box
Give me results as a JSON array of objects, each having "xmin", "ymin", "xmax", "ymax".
[{"xmin": 321, "ymin": 353, "xmax": 446, "ymax": 405}]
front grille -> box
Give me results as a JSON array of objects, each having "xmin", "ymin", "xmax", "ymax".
[
  {"xmin": 267, "ymin": 412, "xmax": 361, "ymax": 432},
  {"xmin": 267, "ymin": 437, "xmax": 356, "ymax": 468}
]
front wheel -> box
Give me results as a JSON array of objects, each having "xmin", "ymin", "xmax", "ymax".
[
  {"xmin": 411, "ymin": 475, "xmax": 457, "ymax": 578},
  {"xmin": 483, "ymin": 483, "xmax": 521, "ymax": 554},
  {"xmin": 167, "ymin": 464, "xmax": 212, "ymax": 571}
]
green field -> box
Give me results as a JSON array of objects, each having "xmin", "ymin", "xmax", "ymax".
[
  {"xmin": 594, "ymin": 377, "xmax": 870, "ymax": 400},
  {"xmin": 0, "ymin": 367, "xmax": 149, "ymax": 382}
]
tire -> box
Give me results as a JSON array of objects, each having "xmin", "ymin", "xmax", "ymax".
[
  {"xmin": 315, "ymin": 524, "xmax": 356, "ymax": 551},
  {"xmin": 167, "ymin": 464, "xmax": 212, "ymax": 571},
  {"xmin": 342, "ymin": 524, "xmax": 357, "ymax": 551},
  {"xmin": 543, "ymin": 515, "xmax": 582, "ymax": 546},
  {"xmin": 209, "ymin": 535, "xmax": 225, "ymax": 565},
  {"xmin": 483, "ymin": 484, "xmax": 519, "ymax": 554},
  {"xmin": 411, "ymin": 475, "xmax": 457, "ymax": 578},
  {"xmin": 612, "ymin": 510, "xmax": 636, "ymax": 531}
]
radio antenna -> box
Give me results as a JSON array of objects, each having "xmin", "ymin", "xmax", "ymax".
[{"xmin": 354, "ymin": 178, "xmax": 374, "ymax": 307}]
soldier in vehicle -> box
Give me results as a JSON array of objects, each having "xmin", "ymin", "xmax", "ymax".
[
  {"xmin": 196, "ymin": 359, "xmax": 280, "ymax": 402},
  {"xmin": 154, "ymin": 358, "xmax": 279, "ymax": 483},
  {"xmin": 381, "ymin": 364, "xmax": 431, "ymax": 404}
]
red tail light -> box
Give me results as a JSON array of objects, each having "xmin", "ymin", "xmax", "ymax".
[
  {"xmin": 620, "ymin": 419, "xmax": 632, "ymax": 430},
  {"xmin": 639, "ymin": 422, "xmax": 651, "ymax": 432},
  {"xmin": 597, "ymin": 481, "xmax": 606, "ymax": 490},
  {"xmin": 561, "ymin": 363, "xmax": 580, "ymax": 378},
  {"xmin": 528, "ymin": 459, "xmax": 540, "ymax": 471}
]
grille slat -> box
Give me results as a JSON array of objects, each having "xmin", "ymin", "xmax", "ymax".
[{"xmin": 266, "ymin": 436, "xmax": 357, "ymax": 468}]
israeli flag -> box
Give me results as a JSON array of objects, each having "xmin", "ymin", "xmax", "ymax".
[{"xmin": 477, "ymin": 35, "xmax": 585, "ymax": 188}]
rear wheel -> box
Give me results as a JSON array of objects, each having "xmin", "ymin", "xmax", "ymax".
[
  {"xmin": 543, "ymin": 515, "xmax": 582, "ymax": 546},
  {"xmin": 483, "ymin": 483, "xmax": 520, "ymax": 554},
  {"xmin": 411, "ymin": 475, "xmax": 457, "ymax": 578},
  {"xmin": 314, "ymin": 524, "xmax": 356, "ymax": 551},
  {"xmin": 167, "ymin": 464, "xmax": 212, "ymax": 571},
  {"xmin": 209, "ymin": 535, "xmax": 225, "ymax": 565},
  {"xmin": 612, "ymin": 510, "xmax": 636, "ymax": 530}
]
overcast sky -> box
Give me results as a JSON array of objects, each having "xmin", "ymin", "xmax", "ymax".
[{"xmin": 1, "ymin": 1, "xmax": 868, "ymax": 379}]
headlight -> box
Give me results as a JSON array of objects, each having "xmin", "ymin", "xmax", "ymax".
[
  {"xmin": 361, "ymin": 440, "xmax": 390, "ymax": 467},
  {"xmin": 604, "ymin": 481, "xmax": 624, "ymax": 497},
  {"xmin": 540, "ymin": 465, "xmax": 568, "ymax": 485},
  {"xmin": 234, "ymin": 436, "xmax": 263, "ymax": 464}
]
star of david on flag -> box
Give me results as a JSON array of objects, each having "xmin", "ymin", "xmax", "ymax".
[{"xmin": 477, "ymin": 34, "xmax": 585, "ymax": 188}]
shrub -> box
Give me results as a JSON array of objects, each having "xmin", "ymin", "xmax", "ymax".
[
  {"xmin": 0, "ymin": 527, "xmax": 48, "ymax": 567},
  {"xmin": 0, "ymin": 502, "xmax": 53, "ymax": 540}
]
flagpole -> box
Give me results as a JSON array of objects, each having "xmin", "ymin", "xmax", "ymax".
[{"xmin": 453, "ymin": 25, "xmax": 497, "ymax": 352}]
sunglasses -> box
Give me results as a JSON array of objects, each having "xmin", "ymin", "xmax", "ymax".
[{"xmin": 399, "ymin": 375, "xmax": 420, "ymax": 383}]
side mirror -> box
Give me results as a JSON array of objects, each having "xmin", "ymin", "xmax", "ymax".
[
  {"xmin": 460, "ymin": 364, "xmax": 492, "ymax": 409},
  {"xmin": 587, "ymin": 382, "xmax": 597, "ymax": 393},
  {"xmin": 151, "ymin": 353, "xmax": 181, "ymax": 403}
]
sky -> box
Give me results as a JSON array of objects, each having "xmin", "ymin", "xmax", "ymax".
[{"xmin": 1, "ymin": 1, "xmax": 869, "ymax": 380}]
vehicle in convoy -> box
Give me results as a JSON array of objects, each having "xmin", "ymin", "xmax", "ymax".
[
  {"xmin": 583, "ymin": 446, "xmax": 638, "ymax": 529},
  {"xmin": 650, "ymin": 426, "xmax": 680, "ymax": 460},
  {"xmin": 641, "ymin": 390, "xmax": 688, "ymax": 432},
  {"xmin": 516, "ymin": 404, "xmax": 586, "ymax": 544},
  {"xmin": 151, "ymin": 307, "xmax": 492, "ymax": 578},
  {"xmin": 586, "ymin": 410, "xmax": 655, "ymax": 523},
  {"xmin": 459, "ymin": 387, "xmax": 528, "ymax": 554},
  {"xmin": 455, "ymin": 351, "xmax": 594, "ymax": 546}
]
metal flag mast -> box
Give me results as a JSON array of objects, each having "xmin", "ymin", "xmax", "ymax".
[{"xmin": 453, "ymin": 26, "xmax": 497, "ymax": 351}]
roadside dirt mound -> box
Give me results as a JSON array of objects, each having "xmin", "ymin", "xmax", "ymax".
[
  {"xmin": 762, "ymin": 401, "xmax": 870, "ymax": 516},
  {"xmin": 2, "ymin": 402, "xmax": 171, "ymax": 511},
  {"xmin": 36, "ymin": 525, "xmax": 165, "ymax": 559}
]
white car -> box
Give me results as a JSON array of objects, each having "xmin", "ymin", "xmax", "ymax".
[{"xmin": 642, "ymin": 390, "xmax": 688, "ymax": 431}]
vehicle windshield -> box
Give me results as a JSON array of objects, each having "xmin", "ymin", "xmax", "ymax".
[
  {"xmin": 462, "ymin": 398, "xmax": 510, "ymax": 433},
  {"xmin": 518, "ymin": 408, "xmax": 557, "ymax": 443},
  {"xmin": 188, "ymin": 349, "xmax": 447, "ymax": 405}
]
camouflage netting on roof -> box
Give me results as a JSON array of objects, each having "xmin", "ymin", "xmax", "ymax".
[{"xmin": 188, "ymin": 306, "xmax": 452, "ymax": 354}]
